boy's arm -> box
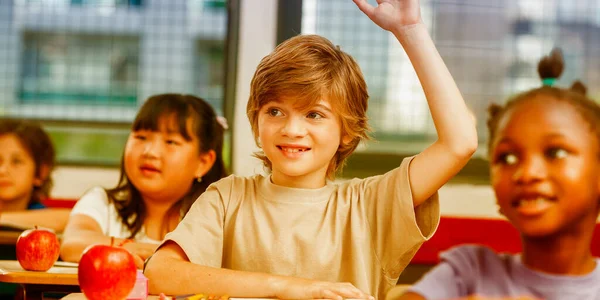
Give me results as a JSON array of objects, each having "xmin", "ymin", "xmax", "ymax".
[
  {"xmin": 354, "ymin": 0, "xmax": 478, "ymax": 207},
  {"xmin": 0, "ymin": 208, "xmax": 71, "ymax": 232},
  {"xmin": 145, "ymin": 241, "xmax": 373, "ymax": 300}
]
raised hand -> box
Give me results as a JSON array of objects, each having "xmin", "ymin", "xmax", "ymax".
[{"xmin": 353, "ymin": 0, "xmax": 422, "ymax": 33}]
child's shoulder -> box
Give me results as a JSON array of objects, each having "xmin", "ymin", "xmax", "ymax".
[
  {"xmin": 80, "ymin": 186, "xmax": 109, "ymax": 201},
  {"xmin": 440, "ymin": 244, "xmax": 513, "ymax": 268},
  {"xmin": 442, "ymin": 244, "xmax": 503, "ymax": 258},
  {"xmin": 71, "ymin": 186, "xmax": 113, "ymax": 215},
  {"xmin": 210, "ymin": 173, "xmax": 262, "ymax": 185},
  {"xmin": 331, "ymin": 156, "xmax": 413, "ymax": 190},
  {"xmin": 207, "ymin": 174, "xmax": 266, "ymax": 193}
]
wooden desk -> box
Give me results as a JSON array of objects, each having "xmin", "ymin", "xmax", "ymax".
[
  {"xmin": 0, "ymin": 231, "xmax": 22, "ymax": 245},
  {"xmin": 63, "ymin": 294, "xmax": 160, "ymax": 300},
  {"xmin": 0, "ymin": 260, "xmax": 80, "ymax": 300},
  {"xmin": 62, "ymin": 294, "xmax": 266, "ymax": 300}
]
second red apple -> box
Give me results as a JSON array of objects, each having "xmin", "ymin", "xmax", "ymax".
[{"xmin": 15, "ymin": 227, "xmax": 60, "ymax": 272}]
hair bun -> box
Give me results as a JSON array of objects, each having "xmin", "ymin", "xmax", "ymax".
[
  {"xmin": 570, "ymin": 80, "xmax": 587, "ymax": 95},
  {"xmin": 488, "ymin": 103, "xmax": 503, "ymax": 118},
  {"xmin": 538, "ymin": 47, "xmax": 564, "ymax": 80}
]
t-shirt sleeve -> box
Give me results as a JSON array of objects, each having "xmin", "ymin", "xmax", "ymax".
[
  {"xmin": 70, "ymin": 187, "xmax": 110, "ymax": 234},
  {"xmin": 361, "ymin": 156, "xmax": 441, "ymax": 278},
  {"xmin": 407, "ymin": 262, "xmax": 463, "ymax": 299},
  {"xmin": 407, "ymin": 245, "xmax": 488, "ymax": 299},
  {"xmin": 160, "ymin": 178, "xmax": 228, "ymax": 267}
]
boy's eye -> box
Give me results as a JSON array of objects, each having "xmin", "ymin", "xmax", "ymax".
[
  {"xmin": 134, "ymin": 134, "xmax": 147, "ymax": 141},
  {"xmin": 546, "ymin": 147, "xmax": 568, "ymax": 159},
  {"xmin": 267, "ymin": 108, "xmax": 282, "ymax": 117},
  {"xmin": 307, "ymin": 112, "xmax": 324, "ymax": 119},
  {"xmin": 497, "ymin": 152, "xmax": 518, "ymax": 165}
]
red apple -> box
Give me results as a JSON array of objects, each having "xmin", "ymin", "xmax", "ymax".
[
  {"xmin": 16, "ymin": 226, "xmax": 60, "ymax": 271},
  {"xmin": 78, "ymin": 240, "xmax": 137, "ymax": 300}
]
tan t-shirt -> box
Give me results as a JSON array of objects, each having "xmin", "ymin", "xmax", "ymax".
[{"xmin": 163, "ymin": 156, "xmax": 440, "ymax": 299}]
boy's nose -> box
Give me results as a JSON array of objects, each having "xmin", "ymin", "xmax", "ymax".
[
  {"xmin": 281, "ymin": 117, "xmax": 307, "ymax": 137},
  {"xmin": 513, "ymin": 156, "xmax": 546, "ymax": 184}
]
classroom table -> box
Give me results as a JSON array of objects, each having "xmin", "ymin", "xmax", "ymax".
[
  {"xmin": 0, "ymin": 260, "xmax": 80, "ymax": 300},
  {"xmin": 62, "ymin": 294, "xmax": 160, "ymax": 300},
  {"xmin": 62, "ymin": 294, "xmax": 269, "ymax": 300},
  {"xmin": 0, "ymin": 231, "xmax": 22, "ymax": 245}
]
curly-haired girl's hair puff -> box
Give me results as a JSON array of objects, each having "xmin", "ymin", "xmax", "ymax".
[{"xmin": 487, "ymin": 48, "xmax": 600, "ymax": 154}]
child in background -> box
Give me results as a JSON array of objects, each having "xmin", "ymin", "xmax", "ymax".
[
  {"xmin": 401, "ymin": 49, "xmax": 600, "ymax": 300},
  {"xmin": 144, "ymin": 0, "xmax": 477, "ymax": 299},
  {"xmin": 0, "ymin": 118, "xmax": 70, "ymax": 232},
  {"xmin": 60, "ymin": 94, "xmax": 228, "ymax": 268}
]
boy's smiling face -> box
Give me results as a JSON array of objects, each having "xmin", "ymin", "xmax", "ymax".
[{"xmin": 258, "ymin": 96, "xmax": 343, "ymax": 188}]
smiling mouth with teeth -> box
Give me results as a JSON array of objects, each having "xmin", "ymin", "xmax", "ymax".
[
  {"xmin": 512, "ymin": 197, "xmax": 554, "ymax": 208},
  {"xmin": 277, "ymin": 146, "xmax": 311, "ymax": 153}
]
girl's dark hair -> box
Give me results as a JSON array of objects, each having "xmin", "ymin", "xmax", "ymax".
[
  {"xmin": 106, "ymin": 94, "xmax": 228, "ymax": 239},
  {"xmin": 487, "ymin": 48, "xmax": 600, "ymax": 153},
  {"xmin": 0, "ymin": 118, "xmax": 55, "ymax": 206}
]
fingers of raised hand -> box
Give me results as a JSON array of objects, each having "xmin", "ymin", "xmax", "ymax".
[{"xmin": 352, "ymin": 0, "xmax": 375, "ymax": 17}]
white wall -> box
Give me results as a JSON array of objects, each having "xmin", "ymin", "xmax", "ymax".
[
  {"xmin": 52, "ymin": 166, "xmax": 120, "ymax": 198},
  {"xmin": 50, "ymin": 165, "xmax": 502, "ymax": 218}
]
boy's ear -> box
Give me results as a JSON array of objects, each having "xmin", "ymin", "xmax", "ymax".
[
  {"xmin": 341, "ymin": 135, "xmax": 353, "ymax": 146},
  {"xmin": 195, "ymin": 150, "xmax": 217, "ymax": 178},
  {"xmin": 33, "ymin": 164, "xmax": 51, "ymax": 187}
]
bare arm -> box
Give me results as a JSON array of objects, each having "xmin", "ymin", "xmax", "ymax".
[
  {"xmin": 60, "ymin": 214, "xmax": 156, "ymax": 268},
  {"xmin": 145, "ymin": 241, "xmax": 374, "ymax": 300},
  {"xmin": 354, "ymin": 0, "xmax": 478, "ymax": 206},
  {"xmin": 0, "ymin": 208, "xmax": 71, "ymax": 232}
]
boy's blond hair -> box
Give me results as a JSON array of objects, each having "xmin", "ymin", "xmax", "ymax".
[{"xmin": 247, "ymin": 34, "xmax": 370, "ymax": 179}]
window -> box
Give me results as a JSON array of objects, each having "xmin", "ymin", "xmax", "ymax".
[
  {"xmin": 20, "ymin": 32, "xmax": 139, "ymax": 107},
  {"xmin": 70, "ymin": 0, "xmax": 143, "ymax": 6},
  {"xmin": 195, "ymin": 40, "xmax": 226, "ymax": 116},
  {"xmin": 1, "ymin": 0, "xmax": 232, "ymax": 167},
  {"xmin": 20, "ymin": 0, "xmax": 143, "ymax": 7}
]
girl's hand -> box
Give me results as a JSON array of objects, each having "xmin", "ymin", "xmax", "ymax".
[
  {"xmin": 353, "ymin": 0, "xmax": 422, "ymax": 33},
  {"xmin": 122, "ymin": 242, "xmax": 158, "ymax": 268},
  {"xmin": 158, "ymin": 293, "xmax": 170, "ymax": 300},
  {"xmin": 273, "ymin": 277, "xmax": 374, "ymax": 300}
]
